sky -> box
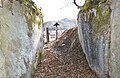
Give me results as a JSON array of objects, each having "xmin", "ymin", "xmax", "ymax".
[{"xmin": 32, "ymin": 0, "xmax": 85, "ymax": 22}]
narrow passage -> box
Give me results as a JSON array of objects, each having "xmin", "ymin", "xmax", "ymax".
[{"xmin": 33, "ymin": 27, "xmax": 98, "ymax": 78}]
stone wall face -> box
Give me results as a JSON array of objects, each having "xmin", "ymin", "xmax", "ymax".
[
  {"xmin": 77, "ymin": 0, "xmax": 110, "ymax": 77},
  {"xmin": 0, "ymin": 0, "xmax": 43, "ymax": 78},
  {"xmin": 77, "ymin": 0, "xmax": 120, "ymax": 78},
  {"xmin": 77, "ymin": 13, "xmax": 110, "ymax": 78},
  {"xmin": 110, "ymin": 0, "xmax": 120, "ymax": 77}
]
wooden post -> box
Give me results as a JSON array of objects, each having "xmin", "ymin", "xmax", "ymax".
[
  {"xmin": 55, "ymin": 26, "xmax": 58, "ymax": 40},
  {"xmin": 53, "ymin": 22, "xmax": 60, "ymax": 40},
  {"xmin": 46, "ymin": 27, "xmax": 49, "ymax": 43}
]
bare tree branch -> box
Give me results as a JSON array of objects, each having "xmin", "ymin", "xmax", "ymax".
[{"xmin": 73, "ymin": 0, "xmax": 81, "ymax": 9}]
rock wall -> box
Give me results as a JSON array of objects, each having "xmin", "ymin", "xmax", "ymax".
[
  {"xmin": 0, "ymin": 0, "xmax": 43, "ymax": 78},
  {"xmin": 110, "ymin": 0, "xmax": 120, "ymax": 77},
  {"xmin": 77, "ymin": 0, "xmax": 110, "ymax": 78},
  {"xmin": 78, "ymin": 0, "xmax": 120, "ymax": 78}
]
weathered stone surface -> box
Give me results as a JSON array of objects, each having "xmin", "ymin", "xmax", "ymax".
[
  {"xmin": 77, "ymin": 0, "xmax": 110, "ymax": 77},
  {"xmin": 78, "ymin": 0, "xmax": 120, "ymax": 78},
  {"xmin": 0, "ymin": 0, "xmax": 43, "ymax": 78},
  {"xmin": 110, "ymin": 0, "xmax": 120, "ymax": 77}
]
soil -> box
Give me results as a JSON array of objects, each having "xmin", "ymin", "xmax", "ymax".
[{"xmin": 33, "ymin": 27, "xmax": 98, "ymax": 78}]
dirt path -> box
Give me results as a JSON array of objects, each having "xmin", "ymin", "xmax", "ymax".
[{"xmin": 33, "ymin": 27, "xmax": 98, "ymax": 78}]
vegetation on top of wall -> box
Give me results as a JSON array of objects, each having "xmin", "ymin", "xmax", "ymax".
[
  {"xmin": 80, "ymin": 0, "xmax": 111, "ymax": 33},
  {"xmin": 9, "ymin": 0, "xmax": 43, "ymax": 31},
  {"xmin": 81, "ymin": 0, "xmax": 110, "ymax": 12}
]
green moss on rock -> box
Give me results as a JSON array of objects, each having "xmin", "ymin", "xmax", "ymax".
[
  {"xmin": 10, "ymin": 0, "xmax": 43, "ymax": 31},
  {"xmin": 19, "ymin": 74, "xmax": 26, "ymax": 78},
  {"xmin": 14, "ymin": 0, "xmax": 43, "ymax": 38},
  {"xmin": 80, "ymin": 0, "xmax": 111, "ymax": 33}
]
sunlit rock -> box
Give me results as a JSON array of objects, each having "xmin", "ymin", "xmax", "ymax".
[{"xmin": 0, "ymin": 0, "xmax": 43, "ymax": 78}]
